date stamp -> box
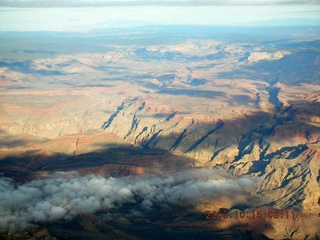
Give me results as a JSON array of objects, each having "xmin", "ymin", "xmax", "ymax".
[{"xmin": 206, "ymin": 209, "xmax": 299, "ymax": 220}]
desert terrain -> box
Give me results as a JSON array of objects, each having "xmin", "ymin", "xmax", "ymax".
[{"xmin": 0, "ymin": 26, "xmax": 319, "ymax": 239}]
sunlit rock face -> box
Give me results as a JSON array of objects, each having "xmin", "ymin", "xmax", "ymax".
[{"xmin": 0, "ymin": 27, "xmax": 319, "ymax": 239}]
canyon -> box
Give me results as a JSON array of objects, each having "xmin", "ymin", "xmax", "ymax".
[{"xmin": 0, "ymin": 27, "xmax": 319, "ymax": 239}]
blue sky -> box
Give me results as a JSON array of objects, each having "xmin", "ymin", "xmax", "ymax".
[{"xmin": 0, "ymin": 0, "xmax": 320, "ymax": 31}]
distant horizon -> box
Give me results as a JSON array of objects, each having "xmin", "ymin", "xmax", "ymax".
[
  {"xmin": 1, "ymin": 19, "xmax": 320, "ymax": 33},
  {"xmin": 1, "ymin": 16, "xmax": 320, "ymax": 32},
  {"xmin": 1, "ymin": 1, "xmax": 320, "ymax": 32}
]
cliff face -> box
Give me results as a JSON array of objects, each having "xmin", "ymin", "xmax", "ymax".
[{"xmin": 98, "ymin": 89, "xmax": 320, "ymax": 215}]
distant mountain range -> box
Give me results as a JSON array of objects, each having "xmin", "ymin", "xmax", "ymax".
[
  {"xmin": 90, "ymin": 18, "xmax": 320, "ymax": 30},
  {"xmin": 248, "ymin": 18, "xmax": 320, "ymax": 26}
]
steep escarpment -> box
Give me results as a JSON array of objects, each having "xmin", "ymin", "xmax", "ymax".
[{"xmin": 98, "ymin": 85, "xmax": 320, "ymax": 216}]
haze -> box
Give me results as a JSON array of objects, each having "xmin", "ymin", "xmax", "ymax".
[
  {"xmin": 1, "ymin": 0, "xmax": 320, "ymax": 31},
  {"xmin": 0, "ymin": 1, "xmax": 320, "ymax": 240}
]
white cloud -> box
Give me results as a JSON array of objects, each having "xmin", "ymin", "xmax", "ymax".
[
  {"xmin": 0, "ymin": 0, "xmax": 319, "ymax": 7},
  {"xmin": 0, "ymin": 170, "xmax": 262, "ymax": 231}
]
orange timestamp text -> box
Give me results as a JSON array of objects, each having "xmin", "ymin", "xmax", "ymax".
[{"xmin": 206, "ymin": 209, "xmax": 299, "ymax": 220}]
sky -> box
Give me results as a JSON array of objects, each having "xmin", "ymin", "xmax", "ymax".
[{"xmin": 0, "ymin": 0, "xmax": 320, "ymax": 31}]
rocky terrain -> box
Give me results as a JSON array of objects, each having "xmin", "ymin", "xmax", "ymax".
[{"xmin": 0, "ymin": 28, "xmax": 319, "ymax": 239}]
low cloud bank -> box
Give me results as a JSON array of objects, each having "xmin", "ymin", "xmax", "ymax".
[
  {"xmin": 0, "ymin": 169, "xmax": 261, "ymax": 231},
  {"xmin": 1, "ymin": 0, "xmax": 318, "ymax": 7}
]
